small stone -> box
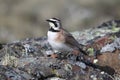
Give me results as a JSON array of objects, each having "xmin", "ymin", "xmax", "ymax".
[
  {"xmin": 75, "ymin": 62, "xmax": 86, "ymax": 69},
  {"xmin": 93, "ymin": 59, "xmax": 98, "ymax": 64},
  {"xmin": 90, "ymin": 75, "xmax": 97, "ymax": 80},
  {"xmin": 100, "ymin": 43, "xmax": 115, "ymax": 53},
  {"xmin": 47, "ymin": 77, "xmax": 65, "ymax": 80},
  {"xmin": 100, "ymin": 71, "xmax": 105, "ymax": 74},
  {"xmin": 46, "ymin": 50, "xmax": 54, "ymax": 55}
]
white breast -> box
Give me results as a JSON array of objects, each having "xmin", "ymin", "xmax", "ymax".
[
  {"xmin": 47, "ymin": 31, "xmax": 71, "ymax": 51},
  {"xmin": 47, "ymin": 31, "xmax": 58, "ymax": 40}
]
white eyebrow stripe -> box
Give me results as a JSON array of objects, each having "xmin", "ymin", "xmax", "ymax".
[{"xmin": 49, "ymin": 18, "xmax": 58, "ymax": 21}]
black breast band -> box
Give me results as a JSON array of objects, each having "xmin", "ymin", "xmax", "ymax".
[{"xmin": 49, "ymin": 27, "xmax": 60, "ymax": 32}]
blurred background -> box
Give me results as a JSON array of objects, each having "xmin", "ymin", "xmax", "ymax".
[{"xmin": 0, "ymin": 0, "xmax": 120, "ymax": 43}]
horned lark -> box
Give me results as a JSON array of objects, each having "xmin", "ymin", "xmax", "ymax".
[{"xmin": 46, "ymin": 18, "xmax": 87, "ymax": 57}]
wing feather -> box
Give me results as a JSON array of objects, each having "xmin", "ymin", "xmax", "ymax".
[{"xmin": 62, "ymin": 29, "xmax": 87, "ymax": 55}]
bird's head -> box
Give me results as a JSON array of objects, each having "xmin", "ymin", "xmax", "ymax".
[{"xmin": 46, "ymin": 18, "xmax": 61, "ymax": 31}]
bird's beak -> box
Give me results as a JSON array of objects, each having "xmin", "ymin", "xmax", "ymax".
[{"xmin": 46, "ymin": 19, "xmax": 51, "ymax": 22}]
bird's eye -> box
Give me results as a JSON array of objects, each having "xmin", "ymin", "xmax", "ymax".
[{"xmin": 52, "ymin": 21, "xmax": 58, "ymax": 27}]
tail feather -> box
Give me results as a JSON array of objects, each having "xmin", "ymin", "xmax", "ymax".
[
  {"xmin": 81, "ymin": 60, "xmax": 115, "ymax": 75},
  {"xmin": 79, "ymin": 48, "xmax": 88, "ymax": 55}
]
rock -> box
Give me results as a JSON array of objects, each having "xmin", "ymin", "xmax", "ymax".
[
  {"xmin": 101, "ymin": 38, "xmax": 120, "ymax": 53},
  {"xmin": 0, "ymin": 20, "xmax": 119, "ymax": 79},
  {"xmin": 97, "ymin": 50, "xmax": 120, "ymax": 74}
]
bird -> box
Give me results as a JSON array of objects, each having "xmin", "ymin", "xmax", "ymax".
[{"xmin": 46, "ymin": 18, "xmax": 87, "ymax": 58}]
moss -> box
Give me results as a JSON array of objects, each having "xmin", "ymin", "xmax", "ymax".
[
  {"xmin": 87, "ymin": 48, "xmax": 94, "ymax": 56},
  {"xmin": 2, "ymin": 54, "xmax": 18, "ymax": 67}
]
